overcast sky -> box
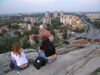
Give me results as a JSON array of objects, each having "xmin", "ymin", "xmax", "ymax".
[{"xmin": 0, "ymin": 0, "xmax": 100, "ymax": 14}]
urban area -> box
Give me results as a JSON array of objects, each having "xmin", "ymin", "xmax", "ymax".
[{"xmin": 0, "ymin": 11, "xmax": 100, "ymax": 53}]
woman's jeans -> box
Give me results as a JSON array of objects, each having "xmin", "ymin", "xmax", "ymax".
[
  {"xmin": 9, "ymin": 60, "xmax": 29, "ymax": 71},
  {"xmin": 38, "ymin": 50, "xmax": 56, "ymax": 63}
]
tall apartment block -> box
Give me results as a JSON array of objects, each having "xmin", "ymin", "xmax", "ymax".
[
  {"xmin": 53, "ymin": 11, "xmax": 58, "ymax": 18},
  {"xmin": 60, "ymin": 11, "xmax": 64, "ymax": 17},
  {"xmin": 45, "ymin": 11, "xmax": 50, "ymax": 18},
  {"xmin": 43, "ymin": 17, "xmax": 51, "ymax": 24}
]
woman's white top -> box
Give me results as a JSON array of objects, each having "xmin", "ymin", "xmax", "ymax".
[{"xmin": 11, "ymin": 49, "xmax": 28, "ymax": 66}]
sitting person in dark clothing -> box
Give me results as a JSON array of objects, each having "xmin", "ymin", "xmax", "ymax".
[{"xmin": 38, "ymin": 36, "xmax": 57, "ymax": 63}]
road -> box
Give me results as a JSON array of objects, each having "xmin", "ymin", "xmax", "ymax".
[
  {"xmin": 81, "ymin": 17, "xmax": 100, "ymax": 39},
  {"xmin": 68, "ymin": 16, "xmax": 100, "ymax": 41}
]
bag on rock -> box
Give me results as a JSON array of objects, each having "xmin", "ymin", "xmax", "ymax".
[{"xmin": 33, "ymin": 57, "xmax": 48, "ymax": 69}]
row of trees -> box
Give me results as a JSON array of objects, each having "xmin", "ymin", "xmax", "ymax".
[{"xmin": 73, "ymin": 28, "xmax": 85, "ymax": 33}]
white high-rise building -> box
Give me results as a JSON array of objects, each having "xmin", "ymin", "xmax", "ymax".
[
  {"xmin": 28, "ymin": 24, "xmax": 31, "ymax": 30},
  {"xmin": 43, "ymin": 17, "xmax": 51, "ymax": 24},
  {"xmin": 53, "ymin": 11, "xmax": 58, "ymax": 18},
  {"xmin": 24, "ymin": 17, "xmax": 30, "ymax": 22},
  {"xmin": 60, "ymin": 17, "xmax": 63, "ymax": 23},
  {"xmin": 30, "ymin": 17, "xmax": 38, "ymax": 24},
  {"xmin": 60, "ymin": 11, "xmax": 64, "ymax": 17},
  {"xmin": 45, "ymin": 11, "xmax": 50, "ymax": 18}
]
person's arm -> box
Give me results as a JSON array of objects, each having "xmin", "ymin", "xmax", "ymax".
[{"xmin": 39, "ymin": 45, "xmax": 43, "ymax": 53}]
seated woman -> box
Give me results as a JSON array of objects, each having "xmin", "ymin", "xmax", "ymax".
[
  {"xmin": 38, "ymin": 36, "xmax": 57, "ymax": 63},
  {"xmin": 9, "ymin": 42, "xmax": 29, "ymax": 70}
]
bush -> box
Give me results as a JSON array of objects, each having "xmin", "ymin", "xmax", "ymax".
[{"xmin": 63, "ymin": 41, "xmax": 69, "ymax": 44}]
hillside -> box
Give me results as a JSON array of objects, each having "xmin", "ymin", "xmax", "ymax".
[{"xmin": 0, "ymin": 43, "xmax": 100, "ymax": 75}]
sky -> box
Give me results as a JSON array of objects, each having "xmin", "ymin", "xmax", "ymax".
[{"xmin": 0, "ymin": 0, "xmax": 100, "ymax": 14}]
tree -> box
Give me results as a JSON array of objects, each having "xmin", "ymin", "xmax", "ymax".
[
  {"xmin": 0, "ymin": 38, "xmax": 6, "ymax": 53},
  {"xmin": 63, "ymin": 40, "xmax": 69, "ymax": 44},
  {"xmin": 50, "ymin": 30, "xmax": 55, "ymax": 37},
  {"xmin": 53, "ymin": 22, "xmax": 59, "ymax": 29},
  {"xmin": 30, "ymin": 28, "xmax": 39, "ymax": 34},
  {"xmin": 63, "ymin": 30, "xmax": 67, "ymax": 39},
  {"xmin": 0, "ymin": 34, "xmax": 20, "ymax": 53},
  {"xmin": 93, "ymin": 21, "xmax": 100, "ymax": 29},
  {"xmin": 33, "ymin": 36, "xmax": 39, "ymax": 44},
  {"xmin": 75, "ymin": 37, "xmax": 82, "ymax": 40},
  {"xmin": 34, "ymin": 23, "xmax": 38, "ymax": 26},
  {"xmin": 23, "ymin": 31, "xmax": 31, "ymax": 37},
  {"xmin": 53, "ymin": 36, "xmax": 59, "ymax": 44},
  {"xmin": 25, "ymin": 21, "xmax": 31, "ymax": 24},
  {"xmin": 14, "ymin": 31, "xmax": 21, "ymax": 37},
  {"xmin": 11, "ymin": 25, "xmax": 19, "ymax": 29},
  {"xmin": 1, "ymin": 29, "xmax": 7, "ymax": 36},
  {"xmin": 47, "ymin": 26, "xmax": 53, "ymax": 31},
  {"xmin": 22, "ymin": 35, "xmax": 30, "ymax": 49}
]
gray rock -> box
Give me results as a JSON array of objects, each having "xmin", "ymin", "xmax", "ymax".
[
  {"xmin": 5, "ymin": 44, "xmax": 100, "ymax": 75},
  {"xmin": 0, "ymin": 71, "xmax": 5, "ymax": 75}
]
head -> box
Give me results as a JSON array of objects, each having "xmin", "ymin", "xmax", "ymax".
[
  {"xmin": 41, "ymin": 36, "xmax": 54, "ymax": 50},
  {"xmin": 12, "ymin": 42, "xmax": 22, "ymax": 57},
  {"xmin": 41, "ymin": 36, "xmax": 50, "ymax": 45}
]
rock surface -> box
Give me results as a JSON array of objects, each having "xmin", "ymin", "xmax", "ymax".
[{"xmin": 0, "ymin": 44, "xmax": 100, "ymax": 75}]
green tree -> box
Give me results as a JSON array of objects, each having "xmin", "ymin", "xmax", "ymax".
[
  {"xmin": 14, "ymin": 31, "xmax": 21, "ymax": 37},
  {"xmin": 0, "ymin": 34, "xmax": 20, "ymax": 53},
  {"xmin": 11, "ymin": 25, "xmax": 19, "ymax": 29},
  {"xmin": 34, "ymin": 23, "xmax": 38, "ymax": 26},
  {"xmin": 1, "ymin": 29, "xmax": 7, "ymax": 36},
  {"xmin": 33, "ymin": 36, "xmax": 39, "ymax": 44},
  {"xmin": 63, "ymin": 40, "xmax": 69, "ymax": 44},
  {"xmin": 75, "ymin": 37, "xmax": 82, "ymax": 40},
  {"xmin": 25, "ymin": 21, "xmax": 31, "ymax": 24},
  {"xmin": 63, "ymin": 30, "xmax": 67, "ymax": 39},
  {"xmin": 22, "ymin": 35, "xmax": 30, "ymax": 49},
  {"xmin": 93, "ymin": 21, "xmax": 100, "ymax": 29},
  {"xmin": 50, "ymin": 30, "xmax": 55, "ymax": 37},
  {"xmin": 53, "ymin": 36, "xmax": 59, "ymax": 44},
  {"xmin": 53, "ymin": 22, "xmax": 59, "ymax": 29},
  {"xmin": 47, "ymin": 26, "xmax": 53, "ymax": 31},
  {"xmin": 23, "ymin": 31, "xmax": 31, "ymax": 37},
  {"xmin": 30, "ymin": 28, "xmax": 39, "ymax": 34}
]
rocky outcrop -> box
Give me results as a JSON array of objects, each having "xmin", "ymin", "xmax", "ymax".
[
  {"xmin": 0, "ymin": 44, "xmax": 100, "ymax": 75},
  {"xmin": 66, "ymin": 48, "xmax": 100, "ymax": 75}
]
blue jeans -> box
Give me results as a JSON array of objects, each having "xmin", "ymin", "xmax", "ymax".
[
  {"xmin": 38, "ymin": 50, "xmax": 56, "ymax": 63},
  {"xmin": 9, "ymin": 60, "xmax": 29, "ymax": 71}
]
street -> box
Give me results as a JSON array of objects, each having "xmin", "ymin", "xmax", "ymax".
[{"xmin": 68, "ymin": 16, "xmax": 100, "ymax": 41}]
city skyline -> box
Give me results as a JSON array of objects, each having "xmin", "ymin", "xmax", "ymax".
[{"xmin": 0, "ymin": 0, "xmax": 100, "ymax": 14}]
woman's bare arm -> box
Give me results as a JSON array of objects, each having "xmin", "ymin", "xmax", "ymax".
[{"xmin": 39, "ymin": 45, "xmax": 43, "ymax": 53}]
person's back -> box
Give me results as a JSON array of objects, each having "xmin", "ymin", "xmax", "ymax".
[{"xmin": 11, "ymin": 49, "xmax": 28, "ymax": 66}]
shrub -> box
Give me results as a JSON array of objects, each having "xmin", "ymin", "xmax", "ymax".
[{"xmin": 63, "ymin": 41, "xmax": 69, "ymax": 44}]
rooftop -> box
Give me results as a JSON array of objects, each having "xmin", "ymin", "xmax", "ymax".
[
  {"xmin": 69, "ymin": 39, "xmax": 90, "ymax": 45},
  {"xmin": 39, "ymin": 29, "xmax": 50, "ymax": 34}
]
